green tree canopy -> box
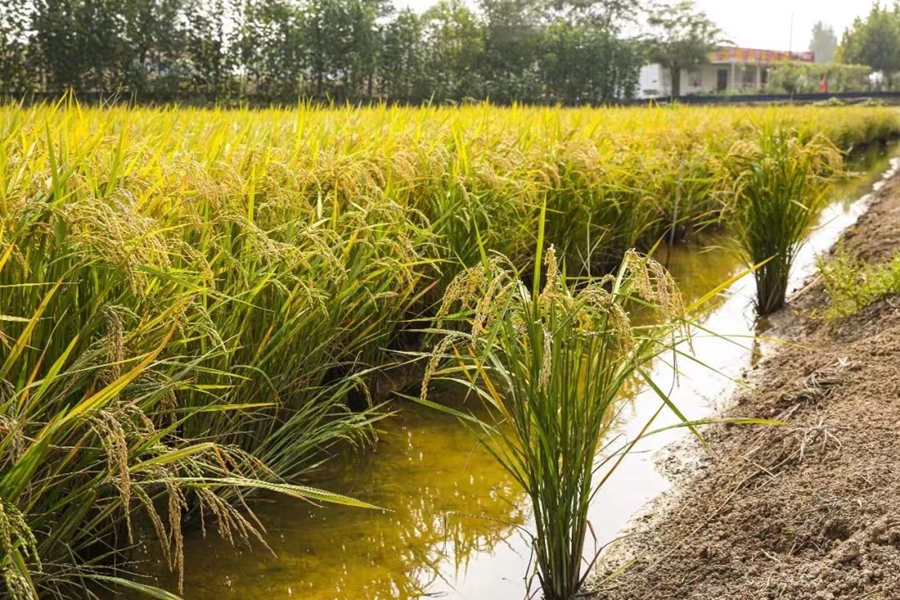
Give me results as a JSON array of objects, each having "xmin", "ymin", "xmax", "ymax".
[
  {"xmin": 646, "ymin": 0, "xmax": 724, "ymax": 97},
  {"xmin": 380, "ymin": 8, "xmax": 424, "ymax": 102},
  {"xmin": 838, "ymin": 3, "xmax": 900, "ymax": 88},
  {"xmin": 419, "ymin": 0, "xmax": 485, "ymax": 102},
  {"xmin": 478, "ymin": 0, "xmax": 544, "ymax": 103},
  {"xmin": 8, "ymin": 0, "xmax": 650, "ymax": 104},
  {"xmin": 0, "ymin": 0, "xmax": 32, "ymax": 94}
]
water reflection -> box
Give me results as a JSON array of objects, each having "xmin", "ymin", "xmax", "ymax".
[{"xmin": 150, "ymin": 399, "xmax": 527, "ymax": 599}]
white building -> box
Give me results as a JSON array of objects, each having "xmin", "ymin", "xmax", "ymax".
[{"xmin": 637, "ymin": 47, "xmax": 816, "ymax": 99}]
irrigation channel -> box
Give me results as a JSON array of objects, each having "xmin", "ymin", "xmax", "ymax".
[{"xmin": 149, "ymin": 145, "xmax": 900, "ymax": 600}]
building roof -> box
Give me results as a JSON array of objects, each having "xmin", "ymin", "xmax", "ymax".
[{"xmin": 710, "ymin": 47, "xmax": 815, "ymax": 65}]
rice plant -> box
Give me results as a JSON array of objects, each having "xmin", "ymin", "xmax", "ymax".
[
  {"xmin": 0, "ymin": 271, "xmax": 376, "ymax": 600},
  {"xmin": 726, "ymin": 126, "xmax": 843, "ymax": 315},
  {"xmin": 0, "ymin": 102, "xmax": 896, "ymax": 599},
  {"xmin": 418, "ymin": 225, "xmax": 696, "ymax": 599}
]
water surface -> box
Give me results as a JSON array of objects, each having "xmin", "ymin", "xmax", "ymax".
[{"xmin": 160, "ymin": 144, "xmax": 899, "ymax": 600}]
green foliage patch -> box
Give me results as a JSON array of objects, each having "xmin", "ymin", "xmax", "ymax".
[{"xmin": 817, "ymin": 247, "xmax": 900, "ymax": 319}]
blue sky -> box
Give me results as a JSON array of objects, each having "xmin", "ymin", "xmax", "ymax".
[{"xmin": 398, "ymin": 0, "xmax": 874, "ymax": 52}]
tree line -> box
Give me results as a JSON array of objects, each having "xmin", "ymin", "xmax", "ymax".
[
  {"xmin": 0, "ymin": 0, "xmax": 684, "ymax": 105},
  {"xmin": 838, "ymin": 2, "xmax": 900, "ymax": 89},
  {"xmin": 20, "ymin": 0, "xmax": 893, "ymax": 106}
]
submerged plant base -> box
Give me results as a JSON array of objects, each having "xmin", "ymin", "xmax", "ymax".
[{"xmin": 754, "ymin": 260, "xmax": 791, "ymax": 315}]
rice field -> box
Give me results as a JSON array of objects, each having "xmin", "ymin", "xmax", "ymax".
[{"xmin": 1, "ymin": 103, "xmax": 898, "ymax": 600}]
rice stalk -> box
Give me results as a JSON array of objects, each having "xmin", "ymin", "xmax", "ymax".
[
  {"xmin": 420, "ymin": 227, "xmax": 694, "ymax": 599},
  {"xmin": 725, "ymin": 126, "xmax": 843, "ymax": 315}
]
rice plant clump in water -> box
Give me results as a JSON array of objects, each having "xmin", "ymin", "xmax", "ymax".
[
  {"xmin": 420, "ymin": 243, "xmax": 690, "ymax": 600},
  {"xmin": 727, "ymin": 127, "xmax": 842, "ymax": 315}
]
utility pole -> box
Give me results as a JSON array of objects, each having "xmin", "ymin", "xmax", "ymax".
[{"xmin": 788, "ymin": 11, "xmax": 794, "ymax": 54}]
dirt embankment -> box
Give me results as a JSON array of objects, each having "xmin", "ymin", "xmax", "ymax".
[{"xmin": 589, "ymin": 178, "xmax": 900, "ymax": 600}]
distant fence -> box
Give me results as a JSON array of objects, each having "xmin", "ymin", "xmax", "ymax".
[
  {"xmin": 632, "ymin": 91, "xmax": 900, "ymax": 106},
  {"xmin": 4, "ymin": 90, "xmax": 900, "ymax": 109}
]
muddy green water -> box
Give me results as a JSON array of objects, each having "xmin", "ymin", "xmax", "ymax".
[{"xmin": 150, "ymin": 145, "xmax": 898, "ymax": 600}]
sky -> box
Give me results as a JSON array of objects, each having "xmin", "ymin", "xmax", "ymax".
[
  {"xmin": 398, "ymin": 0, "xmax": 876, "ymax": 52},
  {"xmin": 695, "ymin": 0, "xmax": 870, "ymax": 51}
]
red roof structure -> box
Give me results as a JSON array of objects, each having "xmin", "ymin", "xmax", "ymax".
[{"xmin": 709, "ymin": 47, "xmax": 815, "ymax": 64}]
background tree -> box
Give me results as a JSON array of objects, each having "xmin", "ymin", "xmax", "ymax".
[
  {"xmin": 541, "ymin": 17, "xmax": 641, "ymax": 104},
  {"xmin": 182, "ymin": 0, "xmax": 234, "ymax": 100},
  {"xmin": 119, "ymin": 0, "xmax": 182, "ymax": 98},
  {"xmin": 0, "ymin": 0, "xmax": 33, "ymax": 94},
  {"xmin": 380, "ymin": 9, "xmax": 425, "ymax": 102},
  {"xmin": 31, "ymin": 0, "xmax": 88, "ymax": 93},
  {"xmin": 351, "ymin": 0, "xmax": 393, "ymax": 100},
  {"xmin": 539, "ymin": 0, "xmax": 643, "ymax": 104},
  {"xmin": 838, "ymin": 4, "xmax": 900, "ymax": 89},
  {"xmin": 300, "ymin": 0, "xmax": 366, "ymax": 101},
  {"xmin": 79, "ymin": 0, "xmax": 127, "ymax": 94},
  {"xmin": 809, "ymin": 21, "xmax": 838, "ymax": 64},
  {"xmin": 233, "ymin": 0, "xmax": 305, "ymax": 102},
  {"xmin": 419, "ymin": 0, "xmax": 485, "ymax": 103},
  {"xmin": 478, "ymin": 0, "xmax": 544, "ymax": 103},
  {"xmin": 646, "ymin": 0, "xmax": 723, "ymax": 98},
  {"xmin": 558, "ymin": 0, "xmax": 640, "ymax": 31}
]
